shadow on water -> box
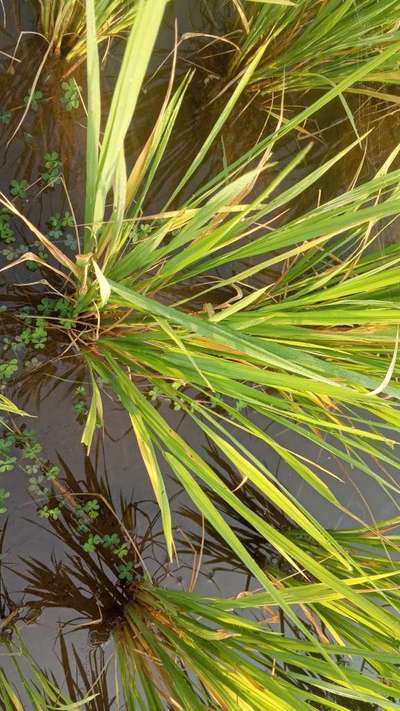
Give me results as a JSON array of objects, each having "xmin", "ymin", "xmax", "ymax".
[{"xmin": 0, "ymin": 0, "xmax": 399, "ymax": 705}]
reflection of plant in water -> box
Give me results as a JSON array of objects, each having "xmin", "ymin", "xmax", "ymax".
[
  {"xmin": 0, "ymin": 38, "xmax": 86, "ymax": 258},
  {"xmin": 16, "ymin": 459, "xmax": 162, "ymax": 632},
  {"xmin": 0, "ymin": 523, "xmax": 16, "ymax": 633},
  {"xmin": 0, "ymin": 525, "xmax": 98, "ymax": 707},
  {"xmin": 58, "ymin": 632, "xmax": 114, "ymax": 711}
]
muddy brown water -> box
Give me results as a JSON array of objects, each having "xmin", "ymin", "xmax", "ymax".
[{"xmin": 0, "ymin": 0, "xmax": 399, "ymax": 704}]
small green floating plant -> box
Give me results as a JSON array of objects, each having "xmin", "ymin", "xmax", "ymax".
[
  {"xmin": 41, "ymin": 151, "xmax": 62, "ymax": 188},
  {"xmin": 9, "ymin": 180, "xmax": 28, "ymax": 200},
  {"xmin": 60, "ymin": 78, "xmax": 81, "ymax": 111},
  {"xmin": 23, "ymin": 89, "xmax": 44, "ymax": 112}
]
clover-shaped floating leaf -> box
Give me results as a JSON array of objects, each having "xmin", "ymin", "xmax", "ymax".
[
  {"xmin": 0, "ymin": 110, "xmax": 11, "ymax": 125},
  {"xmin": 60, "ymin": 79, "xmax": 81, "ymax": 111},
  {"xmin": 118, "ymin": 561, "xmax": 134, "ymax": 582},
  {"xmin": 9, "ymin": 179, "xmax": 29, "ymax": 199},
  {"xmin": 24, "ymin": 90, "xmax": 44, "ymax": 112},
  {"xmin": 83, "ymin": 533, "xmax": 102, "ymax": 553}
]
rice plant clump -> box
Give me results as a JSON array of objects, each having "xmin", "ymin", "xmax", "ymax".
[
  {"xmin": 113, "ymin": 584, "xmax": 400, "ymax": 709},
  {"xmin": 232, "ymin": 0, "xmax": 400, "ymax": 105},
  {"xmin": 35, "ymin": 0, "xmax": 139, "ymax": 62},
  {"xmin": 2, "ymin": 0, "xmax": 400, "ymax": 707},
  {"xmin": 3, "ymin": 0, "xmax": 400, "ymax": 629}
]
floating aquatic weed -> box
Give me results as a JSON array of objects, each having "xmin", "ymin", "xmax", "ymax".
[
  {"xmin": 41, "ymin": 151, "xmax": 62, "ymax": 188},
  {"xmin": 73, "ymin": 385, "xmax": 89, "ymax": 420},
  {"xmin": 60, "ymin": 77, "xmax": 81, "ymax": 111},
  {"xmin": 23, "ymin": 89, "xmax": 44, "ymax": 113},
  {"xmin": 0, "ymin": 110, "xmax": 11, "ymax": 126},
  {"xmin": 0, "ymin": 209, "xmax": 15, "ymax": 244},
  {"xmin": 9, "ymin": 179, "xmax": 28, "ymax": 199}
]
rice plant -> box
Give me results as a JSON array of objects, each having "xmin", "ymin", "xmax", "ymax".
[
  {"xmin": 16, "ymin": 455, "xmax": 400, "ymax": 708},
  {"xmin": 0, "ymin": 395, "xmax": 28, "ymax": 415},
  {"xmin": 113, "ymin": 583, "xmax": 400, "ymax": 709},
  {"xmin": 179, "ymin": 466, "xmax": 400, "ymax": 658},
  {"xmin": 7, "ymin": 560, "xmax": 400, "ymax": 709},
  {"xmin": 231, "ymin": 0, "xmax": 400, "ymax": 105},
  {"xmin": 0, "ymin": 636, "xmax": 97, "ymax": 709},
  {"xmin": 3, "ymin": 0, "xmax": 400, "ymax": 674},
  {"xmin": 35, "ymin": 0, "xmax": 138, "ymax": 63}
]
